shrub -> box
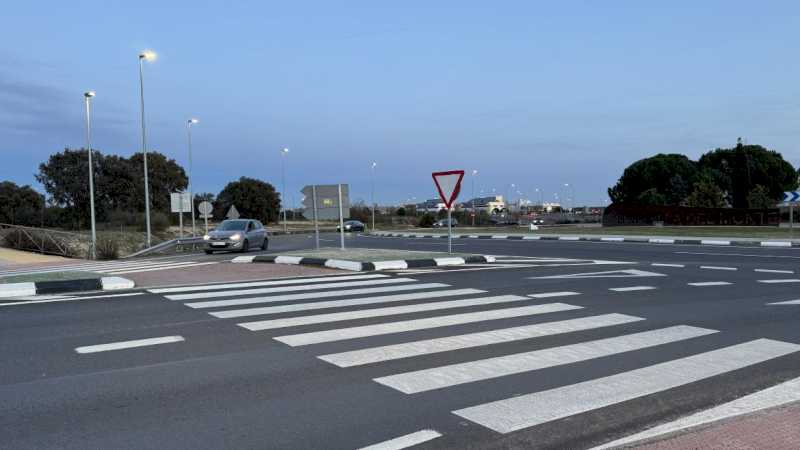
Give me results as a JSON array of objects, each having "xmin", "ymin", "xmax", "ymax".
[
  {"xmin": 418, "ymin": 214, "xmax": 436, "ymax": 228},
  {"xmin": 95, "ymin": 236, "xmax": 120, "ymax": 260}
]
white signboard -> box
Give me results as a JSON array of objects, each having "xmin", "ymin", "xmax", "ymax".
[
  {"xmin": 170, "ymin": 193, "xmax": 191, "ymax": 213},
  {"xmin": 198, "ymin": 201, "xmax": 213, "ymax": 219},
  {"xmin": 226, "ymin": 205, "xmax": 240, "ymax": 220}
]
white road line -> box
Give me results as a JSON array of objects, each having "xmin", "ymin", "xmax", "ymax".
[
  {"xmin": 273, "ymin": 303, "xmax": 583, "ymax": 346},
  {"xmin": 358, "ymin": 429, "xmax": 442, "ymax": 450},
  {"xmin": 757, "ymin": 279, "xmax": 800, "ymax": 284},
  {"xmin": 166, "ymin": 278, "xmax": 419, "ymax": 301},
  {"xmin": 687, "ymin": 282, "xmax": 732, "ymax": 287},
  {"xmin": 0, "ymin": 259, "xmax": 185, "ymax": 276},
  {"xmin": 592, "ymin": 375, "xmax": 800, "ymax": 450},
  {"xmin": 609, "ymin": 286, "xmax": 656, "ymax": 292},
  {"xmin": 754, "ymin": 268, "xmax": 794, "ymax": 274},
  {"xmin": 453, "ymin": 339, "xmax": 800, "ymax": 434},
  {"xmin": 319, "ymin": 313, "xmax": 644, "ymax": 367},
  {"xmin": 376, "ymin": 326, "xmax": 718, "ymax": 394},
  {"xmin": 240, "ymin": 295, "xmax": 534, "ymax": 331},
  {"xmin": 149, "ymin": 274, "xmax": 388, "ymax": 294},
  {"xmin": 75, "ymin": 335, "xmax": 185, "ymax": 354},
  {"xmin": 105, "ymin": 261, "xmax": 219, "ymax": 275},
  {"xmin": 766, "ymin": 299, "xmax": 800, "ymax": 305},
  {"xmin": 699, "ymin": 266, "xmax": 738, "ymax": 271},
  {"xmin": 0, "ymin": 292, "xmax": 144, "ymax": 307},
  {"xmin": 651, "ymin": 263, "xmax": 685, "ymax": 268},
  {"xmin": 528, "ymin": 291, "xmax": 581, "ymax": 299},
  {"xmin": 185, "ymin": 283, "xmax": 450, "ymax": 309},
  {"xmin": 210, "ymin": 289, "xmax": 485, "ymax": 318}
]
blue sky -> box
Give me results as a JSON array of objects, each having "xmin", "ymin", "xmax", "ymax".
[{"xmin": 2, "ymin": 1, "xmax": 800, "ymax": 208}]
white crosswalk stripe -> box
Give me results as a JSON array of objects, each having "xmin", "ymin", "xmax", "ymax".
[
  {"xmin": 148, "ymin": 274, "xmax": 389, "ymax": 294},
  {"xmin": 319, "ymin": 313, "xmax": 644, "ymax": 367},
  {"xmin": 209, "ymin": 288, "xmax": 485, "ymax": 318},
  {"xmin": 452, "ymin": 339, "xmax": 800, "ymax": 433},
  {"xmin": 165, "ymin": 277, "xmax": 419, "ymax": 301},
  {"xmin": 273, "ymin": 303, "xmax": 583, "ymax": 346},
  {"xmin": 375, "ymin": 326, "xmax": 718, "ymax": 394},
  {"xmin": 239, "ymin": 295, "xmax": 536, "ymax": 331}
]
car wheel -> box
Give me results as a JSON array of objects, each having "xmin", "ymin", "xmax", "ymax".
[
  {"xmin": 241, "ymin": 239, "xmax": 249, "ymax": 253},
  {"xmin": 204, "ymin": 250, "xmax": 213, "ymax": 255},
  {"xmin": 261, "ymin": 238, "xmax": 268, "ymax": 250}
]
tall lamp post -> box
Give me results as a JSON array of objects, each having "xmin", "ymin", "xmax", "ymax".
[
  {"xmin": 138, "ymin": 50, "xmax": 157, "ymax": 247},
  {"xmin": 370, "ymin": 162, "xmax": 377, "ymax": 231},
  {"xmin": 564, "ymin": 183, "xmax": 575, "ymax": 212},
  {"xmin": 187, "ymin": 118, "xmax": 199, "ymax": 236},
  {"xmin": 281, "ymin": 148, "xmax": 289, "ymax": 232},
  {"xmin": 84, "ymin": 91, "xmax": 97, "ymax": 259},
  {"xmin": 471, "ymin": 170, "xmax": 478, "ymax": 226}
]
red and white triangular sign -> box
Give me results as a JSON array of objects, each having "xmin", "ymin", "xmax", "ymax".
[{"xmin": 432, "ymin": 170, "xmax": 465, "ymax": 209}]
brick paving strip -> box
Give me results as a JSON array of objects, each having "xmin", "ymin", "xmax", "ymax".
[{"xmin": 636, "ymin": 403, "xmax": 800, "ymax": 450}]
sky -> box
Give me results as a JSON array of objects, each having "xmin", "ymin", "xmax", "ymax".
[{"xmin": 2, "ymin": 1, "xmax": 800, "ymax": 208}]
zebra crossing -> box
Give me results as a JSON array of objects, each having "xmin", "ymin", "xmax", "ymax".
[
  {"xmin": 151, "ymin": 273, "xmax": 800, "ymax": 446},
  {"xmin": 0, "ymin": 257, "xmax": 218, "ymax": 277}
]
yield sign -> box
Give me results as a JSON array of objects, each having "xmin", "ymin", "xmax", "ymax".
[
  {"xmin": 432, "ymin": 170, "xmax": 465, "ymax": 209},
  {"xmin": 530, "ymin": 269, "xmax": 667, "ymax": 279},
  {"xmin": 226, "ymin": 205, "xmax": 240, "ymax": 220}
]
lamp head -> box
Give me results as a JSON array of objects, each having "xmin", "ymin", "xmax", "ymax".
[
  {"xmin": 139, "ymin": 50, "xmax": 157, "ymax": 61},
  {"xmin": 188, "ymin": 118, "xmax": 199, "ymax": 124},
  {"xmin": 84, "ymin": 91, "xmax": 96, "ymax": 98}
]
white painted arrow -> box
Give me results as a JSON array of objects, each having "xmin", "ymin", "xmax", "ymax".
[{"xmin": 530, "ymin": 269, "xmax": 667, "ymax": 280}]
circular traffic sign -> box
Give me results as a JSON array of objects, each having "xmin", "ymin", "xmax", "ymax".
[{"xmin": 198, "ymin": 201, "xmax": 213, "ymax": 215}]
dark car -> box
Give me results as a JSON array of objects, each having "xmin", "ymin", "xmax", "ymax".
[
  {"xmin": 433, "ymin": 218, "xmax": 458, "ymax": 228},
  {"xmin": 337, "ymin": 220, "xmax": 365, "ymax": 232},
  {"xmin": 203, "ymin": 219, "xmax": 268, "ymax": 254}
]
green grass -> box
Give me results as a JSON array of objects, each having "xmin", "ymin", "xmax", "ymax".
[{"xmin": 1, "ymin": 271, "xmax": 101, "ymax": 284}]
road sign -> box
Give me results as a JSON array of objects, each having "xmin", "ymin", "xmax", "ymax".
[
  {"xmin": 432, "ymin": 170, "xmax": 465, "ymax": 209},
  {"xmin": 784, "ymin": 191, "xmax": 800, "ymax": 202},
  {"xmin": 226, "ymin": 205, "xmax": 240, "ymax": 220},
  {"xmin": 170, "ymin": 192, "xmax": 191, "ymax": 213},
  {"xmin": 198, "ymin": 201, "xmax": 213, "ymax": 219}
]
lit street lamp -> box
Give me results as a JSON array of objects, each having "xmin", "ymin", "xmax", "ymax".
[
  {"xmin": 187, "ymin": 118, "xmax": 199, "ymax": 236},
  {"xmin": 138, "ymin": 49, "xmax": 157, "ymax": 247},
  {"xmin": 371, "ymin": 162, "xmax": 377, "ymax": 231},
  {"xmin": 564, "ymin": 183, "xmax": 576, "ymax": 212},
  {"xmin": 84, "ymin": 91, "xmax": 97, "ymax": 259},
  {"xmin": 281, "ymin": 148, "xmax": 289, "ymax": 232}
]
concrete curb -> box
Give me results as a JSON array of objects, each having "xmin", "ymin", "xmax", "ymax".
[
  {"xmin": 370, "ymin": 232, "xmax": 799, "ymax": 248},
  {"xmin": 0, "ymin": 276, "xmax": 135, "ymax": 299},
  {"xmin": 231, "ymin": 254, "xmax": 496, "ymax": 272}
]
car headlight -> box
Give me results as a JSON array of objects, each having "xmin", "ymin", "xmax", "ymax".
[
  {"xmin": 203, "ymin": 235, "xmax": 210, "ymax": 241},
  {"xmin": 230, "ymin": 233, "xmax": 242, "ymax": 241},
  {"xmin": 345, "ymin": 225, "xmax": 351, "ymax": 229}
]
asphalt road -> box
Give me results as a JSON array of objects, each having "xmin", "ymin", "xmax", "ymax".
[{"xmin": 2, "ymin": 234, "xmax": 800, "ymax": 449}]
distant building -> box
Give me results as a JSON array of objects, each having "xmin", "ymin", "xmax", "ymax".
[
  {"xmin": 416, "ymin": 199, "xmax": 447, "ymax": 213},
  {"xmin": 461, "ymin": 195, "xmax": 506, "ymax": 214}
]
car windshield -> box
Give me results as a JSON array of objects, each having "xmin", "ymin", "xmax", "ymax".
[{"xmin": 217, "ymin": 220, "xmax": 248, "ymax": 231}]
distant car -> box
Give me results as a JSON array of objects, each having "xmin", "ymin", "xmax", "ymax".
[
  {"xmin": 204, "ymin": 219, "xmax": 268, "ymax": 254},
  {"xmin": 531, "ymin": 218, "xmax": 545, "ymax": 225},
  {"xmin": 433, "ymin": 219, "xmax": 458, "ymax": 228},
  {"xmin": 337, "ymin": 220, "xmax": 365, "ymax": 232}
]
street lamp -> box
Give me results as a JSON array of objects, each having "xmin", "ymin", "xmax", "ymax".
[
  {"xmin": 84, "ymin": 90, "xmax": 97, "ymax": 259},
  {"xmin": 187, "ymin": 118, "xmax": 199, "ymax": 236},
  {"xmin": 281, "ymin": 148, "xmax": 289, "ymax": 232},
  {"xmin": 138, "ymin": 49, "xmax": 157, "ymax": 248},
  {"xmin": 371, "ymin": 162, "xmax": 377, "ymax": 231},
  {"xmin": 471, "ymin": 169, "xmax": 478, "ymax": 226},
  {"xmin": 564, "ymin": 183, "xmax": 575, "ymax": 212}
]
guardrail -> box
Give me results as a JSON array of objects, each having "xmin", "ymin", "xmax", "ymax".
[
  {"xmin": 124, "ymin": 236, "xmax": 205, "ymax": 259},
  {"xmin": 0, "ymin": 223, "xmax": 90, "ymax": 258}
]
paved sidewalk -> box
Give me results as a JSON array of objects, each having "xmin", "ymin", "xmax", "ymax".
[{"xmin": 636, "ymin": 404, "xmax": 800, "ymax": 449}]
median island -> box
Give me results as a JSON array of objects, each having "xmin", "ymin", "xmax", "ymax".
[{"xmin": 232, "ymin": 247, "xmax": 495, "ymax": 271}]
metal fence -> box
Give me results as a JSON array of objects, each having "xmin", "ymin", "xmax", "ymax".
[{"xmin": 0, "ymin": 223, "xmax": 91, "ymax": 258}]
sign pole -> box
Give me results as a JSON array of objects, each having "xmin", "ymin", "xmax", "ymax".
[
  {"xmin": 791, "ymin": 203, "xmax": 794, "ymax": 241},
  {"xmin": 179, "ymin": 200, "xmax": 184, "ymax": 238},
  {"xmin": 447, "ymin": 207, "xmax": 453, "ymax": 254},
  {"xmin": 312, "ymin": 185, "xmax": 320, "ymax": 250},
  {"xmin": 338, "ymin": 184, "xmax": 345, "ymax": 250},
  {"xmin": 204, "ymin": 213, "xmax": 208, "ymax": 235}
]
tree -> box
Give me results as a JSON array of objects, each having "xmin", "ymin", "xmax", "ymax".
[
  {"xmin": 214, "ymin": 177, "xmax": 280, "ymax": 223},
  {"xmin": 127, "ymin": 152, "xmax": 188, "ymax": 213},
  {"xmin": 36, "ymin": 148, "xmax": 103, "ymax": 228},
  {"xmin": 698, "ymin": 143, "xmax": 795, "ymax": 208},
  {"xmin": 686, "ymin": 181, "xmax": 726, "ymax": 208},
  {"xmin": 747, "ymin": 185, "xmax": 774, "ymax": 209},
  {"xmin": 636, "ymin": 188, "xmax": 667, "ymax": 206},
  {"xmin": 608, "ymin": 154, "xmax": 698, "ymax": 205},
  {"xmin": 0, "ymin": 181, "xmax": 44, "ymax": 226}
]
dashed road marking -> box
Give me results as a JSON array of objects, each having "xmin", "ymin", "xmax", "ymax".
[
  {"xmin": 687, "ymin": 282, "xmax": 732, "ymax": 287},
  {"xmin": 609, "ymin": 286, "xmax": 656, "ymax": 292},
  {"xmin": 528, "ymin": 291, "xmax": 581, "ymax": 299},
  {"xmin": 75, "ymin": 335, "xmax": 185, "ymax": 354},
  {"xmin": 358, "ymin": 429, "xmax": 442, "ymax": 450},
  {"xmin": 651, "ymin": 263, "xmax": 685, "ymax": 268},
  {"xmin": 754, "ymin": 269, "xmax": 794, "ymax": 274},
  {"xmin": 757, "ymin": 279, "xmax": 800, "ymax": 284},
  {"xmin": 699, "ymin": 266, "xmax": 737, "ymax": 271}
]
